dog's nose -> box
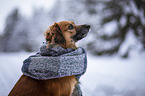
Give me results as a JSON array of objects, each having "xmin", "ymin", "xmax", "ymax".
[
  {"xmin": 86, "ymin": 25, "xmax": 91, "ymax": 29},
  {"xmin": 83, "ymin": 25, "xmax": 91, "ymax": 29}
]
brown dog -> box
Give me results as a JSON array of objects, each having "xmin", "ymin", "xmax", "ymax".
[{"xmin": 8, "ymin": 21, "xmax": 90, "ymax": 96}]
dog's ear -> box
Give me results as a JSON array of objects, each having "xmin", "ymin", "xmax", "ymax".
[
  {"xmin": 53, "ymin": 23, "xmax": 66, "ymax": 45},
  {"xmin": 44, "ymin": 24, "xmax": 55, "ymax": 48},
  {"xmin": 44, "ymin": 22, "xmax": 66, "ymax": 48}
]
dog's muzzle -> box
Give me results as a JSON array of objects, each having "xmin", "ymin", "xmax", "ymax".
[{"xmin": 73, "ymin": 24, "xmax": 91, "ymax": 42}]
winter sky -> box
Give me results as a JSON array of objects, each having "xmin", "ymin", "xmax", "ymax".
[{"xmin": 0, "ymin": 0, "xmax": 55, "ymax": 33}]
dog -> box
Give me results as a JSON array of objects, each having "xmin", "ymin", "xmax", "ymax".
[{"xmin": 8, "ymin": 21, "xmax": 90, "ymax": 96}]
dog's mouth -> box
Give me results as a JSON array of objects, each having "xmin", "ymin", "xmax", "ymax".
[{"xmin": 73, "ymin": 25, "xmax": 90, "ymax": 42}]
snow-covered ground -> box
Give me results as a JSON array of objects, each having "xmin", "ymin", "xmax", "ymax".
[{"xmin": 0, "ymin": 51, "xmax": 145, "ymax": 96}]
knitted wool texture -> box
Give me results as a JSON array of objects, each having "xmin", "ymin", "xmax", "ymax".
[{"xmin": 21, "ymin": 44, "xmax": 87, "ymax": 80}]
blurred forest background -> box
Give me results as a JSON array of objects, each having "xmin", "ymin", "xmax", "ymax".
[{"xmin": 0, "ymin": 0, "xmax": 145, "ymax": 58}]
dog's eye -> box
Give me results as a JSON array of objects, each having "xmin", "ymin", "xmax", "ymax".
[{"xmin": 68, "ymin": 24, "xmax": 74, "ymax": 30}]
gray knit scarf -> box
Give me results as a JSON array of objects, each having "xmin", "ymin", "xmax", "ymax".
[{"xmin": 22, "ymin": 44, "xmax": 87, "ymax": 80}]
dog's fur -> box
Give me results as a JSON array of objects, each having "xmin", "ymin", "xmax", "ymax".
[{"xmin": 9, "ymin": 21, "xmax": 90, "ymax": 96}]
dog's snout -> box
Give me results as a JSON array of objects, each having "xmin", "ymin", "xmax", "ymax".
[
  {"xmin": 85, "ymin": 25, "xmax": 91, "ymax": 29},
  {"xmin": 73, "ymin": 24, "xmax": 90, "ymax": 42},
  {"xmin": 82, "ymin": 25, "xmax": 91, "ymax": 29}
]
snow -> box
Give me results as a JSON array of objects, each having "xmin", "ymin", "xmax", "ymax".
[
  {"xmin": 102, "ymin": 20, "xmax": 118, "ymax": 36},
  {"xmin": 81, "ymin": 52, "xmax": 145, "ymax": 96},
  {"xmin": 0, "ymin": 52, "xmax": 33, "ymax": 95},
  {"xmin": 118, "ymin": 29, "xmax": 143, "ymax": 56},
  {"xmin": 0, "ymin": 50, "xmax": 145, "ymax": 96}
]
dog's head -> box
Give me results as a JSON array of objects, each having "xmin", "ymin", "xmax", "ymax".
[{"xmin": 44, "ymin": 21, "xmax": 90, "ymax": 49}]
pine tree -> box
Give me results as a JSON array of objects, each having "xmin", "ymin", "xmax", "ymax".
[
  {"xmin": 98, "ymin": 0, "xmax": 145, "ymax": 55},
  {"xmin": 2, "ymin": 8, "xmax": 21, "ymax": 52},
  {"xmin": 0, "ymin": 8, "xmax": 50, "ymax": 52},
  {"xmin": 86, "ymin": 0, "xmax": 145, "ymax": 57}
]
